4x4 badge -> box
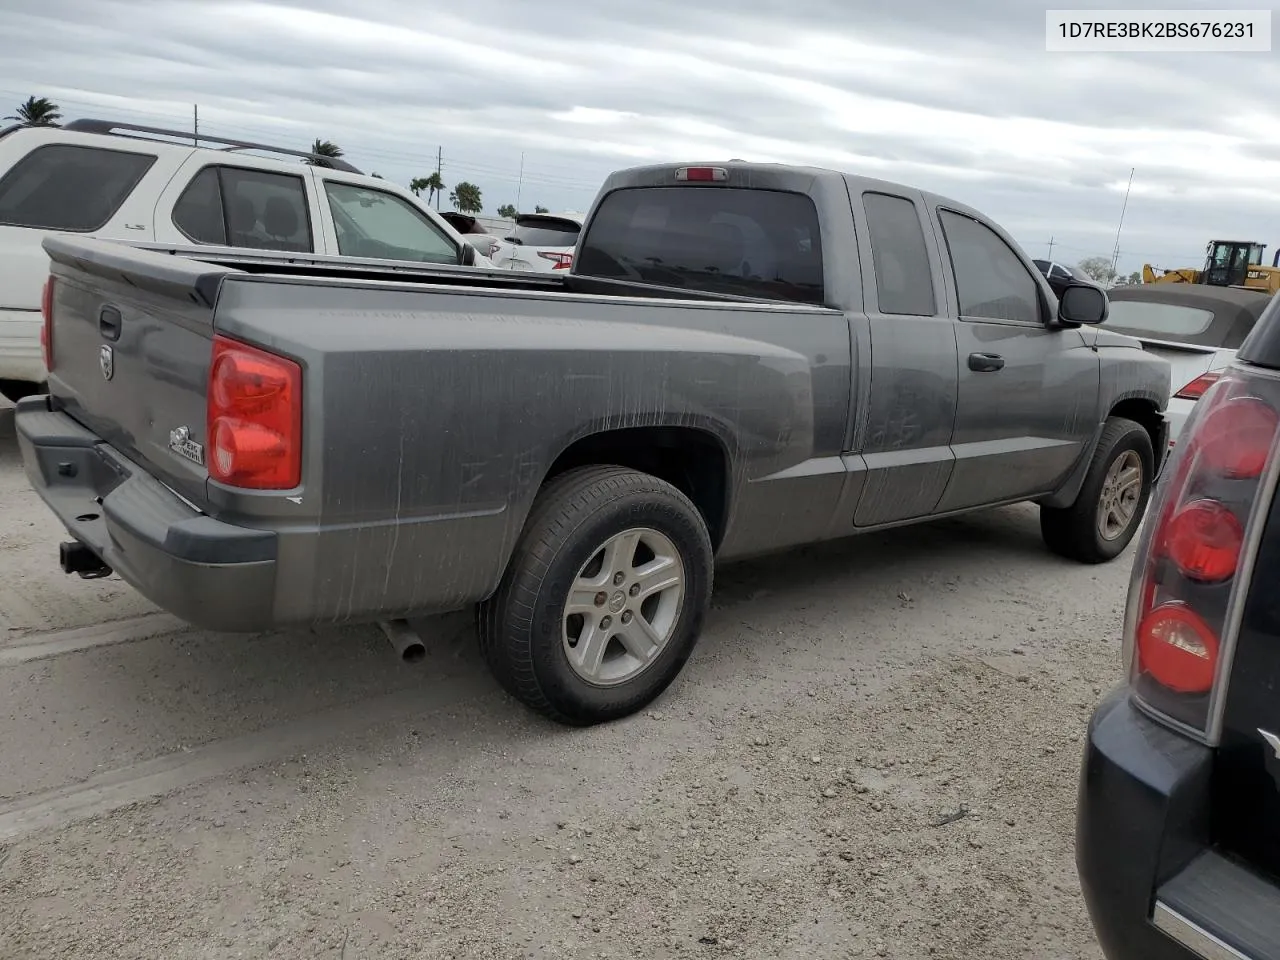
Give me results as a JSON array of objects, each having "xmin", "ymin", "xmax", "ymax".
[{"xmin": 1261, "ymin": 729, "xmax": 1280, "ymax": 761}]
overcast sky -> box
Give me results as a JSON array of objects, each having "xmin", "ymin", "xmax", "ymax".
[{"xmin": 3, "ymin": 0, "xmax": 1279, "ymax": 275}]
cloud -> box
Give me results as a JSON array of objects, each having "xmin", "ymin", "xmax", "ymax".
[{"xmin": 2, "ymin": 0, "xmax": 1278, "ymax": 272}]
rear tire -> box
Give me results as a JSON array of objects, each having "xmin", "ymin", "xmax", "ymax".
[
  {"xmin": 0, "ymin": 379, "xmax": 43, "ymax": 405},
  {"xmin": 477, "ymin": 466, "xmax": 714, "ymax": 726},
  {"xmin": 1041, "ymin": 416, "xmax": 1154, "ymax": 563}
]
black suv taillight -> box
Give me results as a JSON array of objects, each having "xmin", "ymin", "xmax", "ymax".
[{"xmin": 1124, "ymin": 365, "xmax": 1280, "ymax": 736}]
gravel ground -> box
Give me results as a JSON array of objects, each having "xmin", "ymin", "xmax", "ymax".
[{"xmin": 0, "ymin": 399, "xmax": 1124, "ymax": 959}]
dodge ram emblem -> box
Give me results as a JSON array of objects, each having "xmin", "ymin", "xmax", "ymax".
[{"xmin": 99, "ymin": 344, "xmax": 114, "ymax": 381}]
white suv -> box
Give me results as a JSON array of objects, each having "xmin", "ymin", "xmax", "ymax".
[
  {"xmin": 0, "ymin": 119, "xmax": 486, "ymax": 403},
  {"xmin": 491, "ymin": 212, "xmax": 584, "ymax": 273}
]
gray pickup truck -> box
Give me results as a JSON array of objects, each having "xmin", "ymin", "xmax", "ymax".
[{"xmin": 16, "ymin": 160, "xmax": 1171, "ymax": 725}]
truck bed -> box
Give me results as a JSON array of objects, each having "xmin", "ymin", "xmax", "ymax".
[{"xmin": 33, "ymin": 234, "xmax": 849, "ymax": 629}]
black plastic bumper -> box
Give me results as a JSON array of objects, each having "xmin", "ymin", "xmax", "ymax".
[
  {"xmin": 1078, "ymin": 686, "xmax": 1280, "ymax": 960},
  {"xmin": 14, "ymin": 396, "xmax": 278, "ymax": 632}
]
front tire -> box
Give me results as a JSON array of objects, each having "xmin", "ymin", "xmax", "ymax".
[
  {"xmin": 1041, "ymin": 416, "xmax": 1154, "ymax": 563},
  {"xmin": 478, "ymin": 466, "xmax": 714, "ymax": 726}
]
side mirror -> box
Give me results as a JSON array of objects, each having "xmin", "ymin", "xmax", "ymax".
[{"xmin": 1058, "ymin": 282, "xmax": 1108, "ymax": 325}]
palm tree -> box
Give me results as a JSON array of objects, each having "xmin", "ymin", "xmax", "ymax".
[
  {"xmin": 449, "ymin": 181, "xmax": 483, "ymax": 215},
  {"xmin": 410, "ymin": 172, "xmax": 446, "ymax": 208},
  {"xmin": 306, "ymin": 139, "xmax": 343, "ymax": 166},
  {"xmin": 5, "ymin": 96, "xmax": 62, "ymax": 127},
  {"xmin": 534, "ymin": 205, "xmax": 549, "ymax": 214}
]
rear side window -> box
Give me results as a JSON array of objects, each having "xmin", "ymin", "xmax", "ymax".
[
  {"xmin": 325, "ymin": 182, "xmax": 459, "ymax": 264},
  {"xmin": 862, "ymin": 192, "xmax": 936, "ymax": 315},
  {"xmin": 1104, "ymin": 301, "xmax": 1216, "ymax": 338},
  {"xmin": 575, "ymin": 186, "xmax": 825, "ymax": 304},
  {"xmin": 507, "ymin": 217, "xmax": 580, "ymax": 247},
  {"xmin": 172, "ymin": 165, "xmax": 312, "ymax": 253},
  {"xmin": 172, "ymin": 167, "xmax": 225, "ymax": 244},
  {"xmin": 938, "ymin": 210, "xmax": 1041, "ymax": 324},
  {"xmin": 0, "ymin": 144, "xmax": 155, "ymax": 231}
]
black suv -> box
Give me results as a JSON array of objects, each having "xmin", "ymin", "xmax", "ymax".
[{"xmin": 1077, "ymin": 292, "xmax": 1280, "ymax": 958}]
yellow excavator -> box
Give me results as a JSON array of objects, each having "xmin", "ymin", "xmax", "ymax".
[{"xmin": 1143, "ymin": 239, "xmax": 1280, "ymax": 294}]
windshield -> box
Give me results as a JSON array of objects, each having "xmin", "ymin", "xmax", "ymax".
[{"xmin": 1104, "ymin": 300, "xmax": 1216, "ymax": 338}]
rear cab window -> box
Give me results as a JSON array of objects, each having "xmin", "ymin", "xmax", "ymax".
[
  {"xmin": 0, "ymin": 143, "xmax": 156, "ymax": 231},
  {"xmin": 575, "ymin": 186, "xmax": 825, "ymax": 304},
  {"xmin": 172, "ymin": 164, "xmax": 314, "ymax": 252}
]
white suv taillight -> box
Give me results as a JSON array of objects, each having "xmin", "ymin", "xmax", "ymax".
[
  {"xmin": 538, "ymin": 251, "xmax": 573, "ymax": 270},
  {"xmin": 1123, "ymin": 366, "xmax": 1280, "ymax": 736}
]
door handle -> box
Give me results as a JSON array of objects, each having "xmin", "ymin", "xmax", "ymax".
[
  {"xmin": 98, "ymin": 305, "xmax": 122, "ymax": 342},
  {"xmin": 968, "ymin": 352, "xmax": 1004, "ymax": 372}
]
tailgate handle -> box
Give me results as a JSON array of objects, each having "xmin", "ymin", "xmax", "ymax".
[{"xmin": 98, "ymin": 305, "xmax": 122, "ymax": 342}]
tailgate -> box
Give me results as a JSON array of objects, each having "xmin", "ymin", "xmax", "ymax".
[{"xmin": 42, "ymin": 235, "xmax": 233, "ymax": 508}]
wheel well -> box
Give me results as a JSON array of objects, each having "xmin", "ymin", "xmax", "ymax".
[
  {"xmin": 544, "ymin": 427, "xmax": 731, "ymax": 549},
  {"xmin": 1109, "ymin": 398, "xmax": 1164, "ymax": 455}
]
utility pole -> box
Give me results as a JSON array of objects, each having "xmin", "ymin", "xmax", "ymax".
[
  {"xmin": 1109, "ymin": 167, "xmax": 1135, "ymax": 284},
  {"xmin": 515, "ymin": 152, "xmax": 525, "ymax": 213},
  {"xmin": 1046, "ymin": 237, "xmax": 1055, "ymax": 260},
  {"xmin": 435, "ymin": 146, "xmax": 442, "ymax": 210},
  {"xmin": 193, "ymin": 104, "xmax": 199, "ymax": 146}
]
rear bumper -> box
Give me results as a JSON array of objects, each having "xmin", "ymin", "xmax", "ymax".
[
  {"xmin": 1077, "ymin": 687, "xmax": 1280, "ymax": 960},
  {"xmin": 15, "ymin": 396, "xmax": 278, "ymax": 632},
  {"xmin": 0, "ymin": 307, "xmax": 46, "ymax": 383}
]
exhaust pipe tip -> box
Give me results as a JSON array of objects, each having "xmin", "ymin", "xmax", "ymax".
[{"xmin": 378, "ymin": 619, "xmax": 427, "ymax": 664}]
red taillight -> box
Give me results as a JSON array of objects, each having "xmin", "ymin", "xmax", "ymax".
[
  {"xmin": 206, "ymin": 335, "xmax": 302, "ymax": 489},
  {"xmin": 675, "ymin": 166, "xmax": 727, "ymax": 182},
  {"xmin": 40, "ymin": 276, "xmax": 54, "ymax": 372},
  {"xmin": 1137, "ymin": 603, "xmax": 1220, "ymax": 693},
  {"xmin": 1124, "ymin": 370, "xmax": 1280, "ymax": 733},
  {"xmin": 1164, "ymin": 499, "xmax": 1243, "ymax": 582},
  {"xmin": 539, "ymin": 251, "xmax": 573, "ymax": 269},
  {"xmin": 1198, "ymin": 396, "xmax": 1278, "ymax": 479},
  {"xmin": 1174, "ymin": 371, "xmax": 1220, "ymax": 400}
]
